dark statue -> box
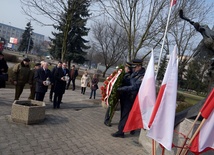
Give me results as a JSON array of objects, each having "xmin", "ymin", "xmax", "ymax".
[{"xmin": 179, "ymin": 9, "xmax": 214, "ymax": 59}]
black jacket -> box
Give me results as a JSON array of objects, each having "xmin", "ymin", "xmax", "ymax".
[
  {"xmin": 35, "ymin": 68, "xmax": 52, "ymax": 93},
  {"xmin": 54, "ymin": 67, "xmax": 69, "ymax": 94},
  {"xmin": 118, "ymin": 67, "xmax": 145, "ymax": 101}
]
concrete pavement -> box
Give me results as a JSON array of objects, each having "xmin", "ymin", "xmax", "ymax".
[{"xmin": 0, "ymin": 81, "xmax": 147, "ymax": 155}]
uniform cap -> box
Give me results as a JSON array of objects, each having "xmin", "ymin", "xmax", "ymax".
[{"xmin": 131, "ymin": 59, "xmax": 143, "ymax": 66}]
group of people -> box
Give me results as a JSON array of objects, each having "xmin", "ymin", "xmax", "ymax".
[
  {"xmin": 11, "ymin": 59, "xmax": 78, "ymax": 109},
  {"xmin": 9, "ymin": 58, "xmax": 99, "ymax": 108},
  {"xmin": 104, "ymin": 59, "xmax": 145, "ymax": 138}
]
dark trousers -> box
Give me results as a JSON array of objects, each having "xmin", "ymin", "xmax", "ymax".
[
  {"xmin": 53, "ymin": 93, "xmax": 63, "ymax": 108},
  {"xmin": 90, "ymin": 90, "xmax": 96, "ymax": 99},
  {"xmin": 81, "ymin": 87, "xmax": 86, "ymax": 94},
  {"xmin": 67, "ymin": 79, "xmax": 76, "ymax": 90},
  {"xmin": 14, "ymin": 84, "xmax": 25, "ymax": 100},
  {"xmin": 118, "ymin": 101, "xmax": 133, "ymax": 134},
  {"xmin": 49, "ymin": 84, "xmax": 55, "ymax": 100},
  {"xmin": 104, "ymin": 106, "xmax": 111, "ymax": 125},
  {"xmin": 28, "ymin": 85, "xmax": 36, "ymax": 100},
  {"xmin": 36, "ymin": 92, "xmax": 46, "ymax": 101}
]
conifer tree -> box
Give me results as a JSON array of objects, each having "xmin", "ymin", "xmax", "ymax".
[
  {"xmin": 18, "ymin": 22, "xmax": 34, "ymax": 53},
  {"xmin": 49, "ymin": 0, "xmax": 90, "ymax": 66}
]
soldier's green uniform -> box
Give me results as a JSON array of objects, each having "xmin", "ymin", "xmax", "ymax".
[{"xmin": 12, "ymin": 59, "xmax": 31, "ymax": 100}]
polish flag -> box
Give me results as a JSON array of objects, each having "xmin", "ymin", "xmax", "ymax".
[
  {"xmin": 170, "ymin": 0, "xmax": 177, "ymax": 7},
  {"xmin": 190, "ymin": 110, "xmax": 214, "ymax": 153},
  {"xmin": 147, "ymin": 45, "xmax": 178, "ymax": 151},
  {"xmin": 200, "ymin": 88, "xmax": 214, "ymax": 119},
  {"xmin": 123, "ymin": 50, "xmax": 156, "ymax": 132},
  {"xmin": 190, "ymin": 89, "xmax": 214, "ymax": 153}
]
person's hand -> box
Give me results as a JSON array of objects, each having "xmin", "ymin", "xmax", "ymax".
[{"xmin": 13, "ymin": 81, "xmax": 17, "ymax": 85}]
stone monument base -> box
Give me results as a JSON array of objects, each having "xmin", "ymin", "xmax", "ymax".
[
  {"xmin": 138, "ymin": 118, "xmax": 213, "ymax": 155},
  {"xmin": 11, "ymin": 100, "xmax": 45, "ymax": 125}
]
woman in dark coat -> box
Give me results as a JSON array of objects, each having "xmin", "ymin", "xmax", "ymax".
[
  {"xmin": 53, "ymin": 63, "xmax": 69, "ymax": 109},
  {"xmin": 89, "ymin": 74, "xmax": 99, "ymax": 99},
  {"xmin": 0, "ymin": 53, "xmax": 8, "ymax": 88}
]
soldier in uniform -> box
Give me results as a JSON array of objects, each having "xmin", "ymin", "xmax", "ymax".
[
  {"xmin": 28, "ymin": 63, "xmax": 41, "ymax": 100},
  {"xmin": 111, "ymin": 59, "xmax": 145, "ymax": 138},
  {"xmin": 12, "ymin": 58, "xmax": 31, "ymax": 100}
]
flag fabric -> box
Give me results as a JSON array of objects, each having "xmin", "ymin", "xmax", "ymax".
[
  {"xmin": 200, "ymin": 88, "xmax": 214, "ymax": 119},
  {"xmin": 190, "ymin": 110, "xmax": 214, "ymax": 153},
  {"xmin": 123, "ymin": 50, "xmax": 156, "ymax": 132},
  {"xmin": 170, "ymin": 0, "xmax": 177, "ymax": 7},
  {"xmin": 147, "ymin": 45, "xmax": 178, "ymax": 151}
]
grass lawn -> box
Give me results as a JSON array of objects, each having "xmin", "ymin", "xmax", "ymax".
[{"xmin": 178, "ymin": 91, "xmax": 205, "ymax": 105}]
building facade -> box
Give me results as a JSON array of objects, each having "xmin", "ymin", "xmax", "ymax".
[{"xmin": 0, "ymin": 23, "xmax": 44, "ymax": 50}]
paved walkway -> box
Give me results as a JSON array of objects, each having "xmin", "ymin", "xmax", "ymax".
[{"xmin": 0, "ymin": 81, "xmax": 147, "ymax": 155}]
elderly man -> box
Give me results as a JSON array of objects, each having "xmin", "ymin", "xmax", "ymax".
[
  {"xmin": 35, "ymin": 62, "xmax": 52, "ymax": 101},
  {"xmin": 12, "ymin": 58, "xmax": 31, "ymax": 100}
]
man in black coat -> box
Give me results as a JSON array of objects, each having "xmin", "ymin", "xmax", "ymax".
[
  {"xmin": 112, "ymin": 59, "xmax": 145, "ymax": 138},
  {"xmin": 0, "ymin": 53, "xmax": 8, "ymax": 88},
  {"xmin": 53, "ymin": 62, "xmax": 69, "ymax": 109},
  {"xmin": 49, "ymin": 61, "xmax": 62, "ymax": 102},
  {"xmin": 35, "ymin": 62, "xmax": 52, "ymax": 101}
]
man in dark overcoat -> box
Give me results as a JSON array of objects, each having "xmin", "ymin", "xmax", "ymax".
[
  {"xmin": 34, "ymin": 62, "xmax": 52, "ymax": 101},
  {"xmin": 0, "ymin": 53, "xmax": 8, "ymax": 88},
  {"xmin": 111, "ymin": 59, "xmax": 145, "ymax": 138},
  {"xmin": 53, "ymin": 62, "xmax": 69, "ymax": 109},
  {"xmin": 28, "ymin": 63, "xmax": 41, "ymax": 100},
  {"xmin": 49, "ymin": 61, "xmax": 62, "ymax": 102}
]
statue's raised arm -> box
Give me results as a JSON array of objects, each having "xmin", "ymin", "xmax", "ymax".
[{"xmin": 179, "ymin": 9, "xmax": 214, "ymax": 58}]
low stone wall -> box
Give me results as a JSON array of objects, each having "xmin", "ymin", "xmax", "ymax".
[{"xmin": 11, "ymin": 100, "xmax": 45, "ymax": 125}]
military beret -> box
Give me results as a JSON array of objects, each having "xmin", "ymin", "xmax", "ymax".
[
  {"xmin": 23, "ymin": 58, "xmax": 30, "ymax": 62},
  {"xmin": 131, "ymin": 59, "xmax": 143, "ymax": 66},
  {"xmin": 35, "ymin": 63, "xmax": 41, "ymax": 66}
]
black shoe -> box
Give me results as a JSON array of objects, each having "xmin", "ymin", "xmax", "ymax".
[
  {"xmin": 89, "ymin": 97, "xmax": 91, "ymax": 99},
  {"xmin": 104, "ymin": 121, "xmax": 112, "ymax": 127},
  {"xmin": 111, "ymin": 131, "xmax": 124, "ymax": 138},
  {"xmin": 130, "ymin": 130, "xmax": 135, "ymax": 135}
]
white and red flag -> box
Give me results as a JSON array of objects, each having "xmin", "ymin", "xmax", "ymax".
[
  {"xmin": 170, "ymin": 0, "xmax": 177, "ymax": 7},
  {"xmin": 147, "ymin": 45, "xmax": 178, "ymax": 151},
  {"xmin": 190, "ymin": 88, "xmax": 214, "ymax": 153},
  {"xmin": 123, "ymin": 50, "xmax": 156, "ymax": 132}
]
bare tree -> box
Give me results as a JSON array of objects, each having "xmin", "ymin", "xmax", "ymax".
[
  {"xmin": 95, "ymin": 0, "xmax": 176, "ymax": 60},
  {"xmin": 91, "ymin": 20, "xmax": 128, "ymax": 77}
]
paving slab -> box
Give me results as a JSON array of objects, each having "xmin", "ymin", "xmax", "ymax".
[{"xmin": 0, "ymin": 81, "xmax": 147, "ymax": 155}]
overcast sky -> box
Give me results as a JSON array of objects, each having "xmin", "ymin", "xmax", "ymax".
[
  {"xmin": 0, "ymin": 0, "xmax": 55, "ymax": 38},
  {"xmin": 1, "ymin": 0, "xmax": 213, "ymax": 39}
]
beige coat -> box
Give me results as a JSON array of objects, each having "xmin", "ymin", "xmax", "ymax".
[{"xmin": 81, "ymin": 74, "xmax": 90, "ymax": 87}]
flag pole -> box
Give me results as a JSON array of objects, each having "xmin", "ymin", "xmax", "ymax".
[
  {"xmin": 155, "ymin": 4, "xmax": 173, "ymax": 80},
  {"xmin": 176, "ymin": 112, "xmax": 201, "ymax": 155},
  {"xmin": 180, "ymin": 118, "xmax": 207, "ymax": 155},
  {"xmin": 152, "ymin": 139, "xmax": 156, "ymax": 155}
]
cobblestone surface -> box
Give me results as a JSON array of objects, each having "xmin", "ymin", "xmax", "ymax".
[{"xmin": 0, "ymin": 80, "xmax": 146, "ymax": 155}]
